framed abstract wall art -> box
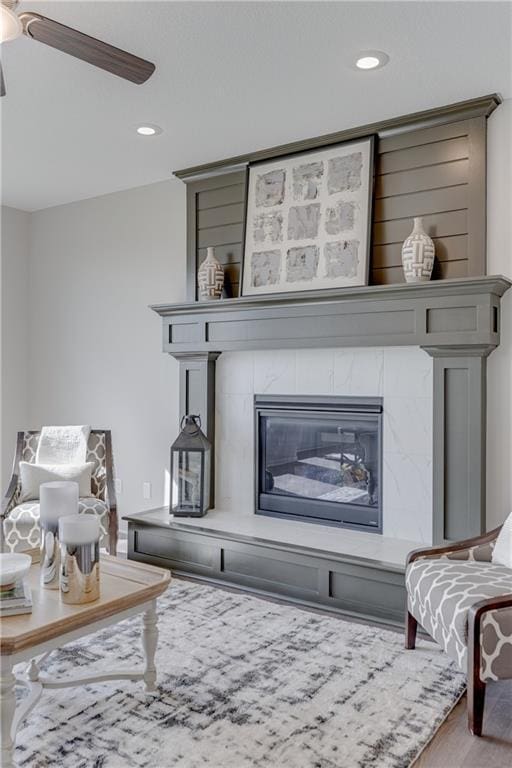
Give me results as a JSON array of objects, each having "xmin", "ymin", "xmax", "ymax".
[{"xmin": 241, "ymin": 137, "xmax": 374, "ymax": 297}]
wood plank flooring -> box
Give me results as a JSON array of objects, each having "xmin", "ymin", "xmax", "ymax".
[{"xmin": 416, "ymin": 682, "xmax": 512, "ymax": 767}]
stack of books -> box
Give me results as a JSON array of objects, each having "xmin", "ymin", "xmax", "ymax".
[{"xmin": 0, "ymin": 581, "xmax": 32, "ymax": 617}]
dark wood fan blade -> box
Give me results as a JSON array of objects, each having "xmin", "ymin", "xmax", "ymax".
[
  {"xmin": 0, "ymin": 62, "xmax": 5, "ymax": 97},
  {"xmin": 19, "ymin": 13, "xmax": 155, "ymax": 84}
]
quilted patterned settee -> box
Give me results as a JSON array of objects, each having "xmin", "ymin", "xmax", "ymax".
[
  {"xmin": 405, "ymin": 527, "xmax": 512, "ymax": 736},
  {"xmin": 1, "ymin": 430, "xmax": 118, "ymax": 555}
]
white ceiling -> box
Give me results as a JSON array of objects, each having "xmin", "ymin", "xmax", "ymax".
[{"xmin": 1, "ymin": 1, "xmax": 511, "ymax": 211}]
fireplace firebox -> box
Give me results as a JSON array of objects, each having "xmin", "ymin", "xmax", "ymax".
[{"xmin": 255, "ymin": 395, "xmax": 383, "ymax": 532}]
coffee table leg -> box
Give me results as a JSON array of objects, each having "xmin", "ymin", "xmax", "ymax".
[
  {"xmin": 0, "ymin": 656, "xmax": 16, "ymax": 768},
  {"xmin": 142, "ymin": 600, "xmax": 158, "ymax": 692}
]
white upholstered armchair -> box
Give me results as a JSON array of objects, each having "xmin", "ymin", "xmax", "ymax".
[{"xmin": 1, "ymin": 430, "xmax": 118, "ymax": 555}]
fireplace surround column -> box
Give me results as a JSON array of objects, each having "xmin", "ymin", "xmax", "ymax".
[
  {"xmin": 423, "ymin": 345, "xmax": 491, "ymax": 544},
  {"xmin": 173, "ymin": 352, "xmax": 221, "ymax": 508}
]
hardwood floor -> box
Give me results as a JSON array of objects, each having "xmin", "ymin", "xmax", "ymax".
[{"xmin": 416, "ymin": 682, "xmax": 512, "ymax": 767}]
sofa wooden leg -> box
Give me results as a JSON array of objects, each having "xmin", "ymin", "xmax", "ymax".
[
  {"xmin": 405, "ymin": 610, "xmax": 418, "ymax": 650},
  {"xmin": 468, "ymin": 668, "xmax": 486, "ymax": 736}
]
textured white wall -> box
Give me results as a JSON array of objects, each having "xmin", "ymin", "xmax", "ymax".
[
  {"xmin": 216, "ymin": 347, "xmax": 433, "ymax": 543},
  {"xmin": 1, "ymin": 206, "xmax": 30, "ymax": 490},
  {"xmin": 487, "ymin": 98, "xmax": 512, "ymax": 528},
  {"xmin": 27, "ymin": 181, "xmax": 186, "ymax": 525}
]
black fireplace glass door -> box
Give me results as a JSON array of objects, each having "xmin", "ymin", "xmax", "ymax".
[{"xmin": 257, "ymin": 404, "xmax": 382, "ymax": 530}]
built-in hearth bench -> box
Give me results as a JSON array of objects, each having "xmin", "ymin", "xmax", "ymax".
[
  {"xmin": 133, "ymin": 96, "xmax": 511, "ymax": 625},
  {"xmin": 125, "ymin": 507, "xmax": 415, "ymax": 627}
]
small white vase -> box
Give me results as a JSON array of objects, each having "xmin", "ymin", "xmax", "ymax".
[
  {"xmin": 198, "ymin": 247, "xmax": 224, "ymax": 300},
  {"xmin": 401, "ymin": 217, "xmax": 435, "ymax": 283}
]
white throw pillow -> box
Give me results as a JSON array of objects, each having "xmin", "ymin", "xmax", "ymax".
[
  {"xmin": 492, "ymin": 511, "xmax": 512, "ymax": 569},
  {"xmin": 19, "ymin": 462, "xmax": 94, "ymax": 502}
]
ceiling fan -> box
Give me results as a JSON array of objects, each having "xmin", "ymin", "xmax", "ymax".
[{"xmin": 0, "ymin": 0, "xmax": 155, "ymax": 96}]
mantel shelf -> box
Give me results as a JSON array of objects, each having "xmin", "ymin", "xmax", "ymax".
[
  {"xmin": 152, "ymin": 275, "xmax": 511, "ymax": 316},
  {"xmin": 151, "ymin": 275, "xmax": 511, "ymax": 357}
]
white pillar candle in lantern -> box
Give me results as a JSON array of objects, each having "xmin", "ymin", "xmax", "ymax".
[
  {"xmin": 59, "ymin": 514, "xmax": 101, "ymax": 604},
  {"xmin": 40, "ymin": 481, "xmax": 79, "ymax": 530},
  {"xmin": 39, "ymin": 481, "xmax": 79, "ymax": 590}
]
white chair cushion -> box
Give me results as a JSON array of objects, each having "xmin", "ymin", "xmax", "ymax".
[
  {"xmin": 492, "ymin": 512, "xmax": 512, "ymax": 568},
  {"xmin": 19, "ymin": 461, "xmax": 94, "ymax": 501}
]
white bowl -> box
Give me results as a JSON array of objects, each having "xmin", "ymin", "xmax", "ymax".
[{"xmin": 0, "ymin": 553, "xmax": 32, "ymax": 591}]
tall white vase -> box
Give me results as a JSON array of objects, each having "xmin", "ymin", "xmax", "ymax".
[
  {"xmin": 401, "ymin": 217, "xmax": 435, "ymax": 283},
  {"xmin": 197, "ymin": 247, "xmax": 224, "ymax": 300}
]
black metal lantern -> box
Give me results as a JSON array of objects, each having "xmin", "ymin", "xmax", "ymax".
[{"xmin": 170, "ymin": 415, "xmax": 211, "ymax": 517}]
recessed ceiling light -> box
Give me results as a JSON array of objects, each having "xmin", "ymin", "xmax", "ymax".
[
  {"xmin": 136, "ymin": 124, "xmax": 162, "ymax": 136},
  {"xmin": 355, "ymin": 51, "xmax": 389, "ymax": 70}
]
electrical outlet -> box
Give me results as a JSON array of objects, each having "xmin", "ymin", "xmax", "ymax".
[
  {"xmin": 143, "ymin": 482, "xmax": 152, "ymax": 500},
  {"xmin": 114, "ymin": 478, "xmax": 122, "ymax": 494}
]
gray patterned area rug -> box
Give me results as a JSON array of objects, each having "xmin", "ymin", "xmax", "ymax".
[{"xmin": 17, "ymin": 580, "xmax": 465, "ymax": 768}]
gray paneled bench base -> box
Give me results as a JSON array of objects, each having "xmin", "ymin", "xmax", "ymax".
[{"xmin": 125, "ymin": 509, "xmax": 407, "ymax": 627}]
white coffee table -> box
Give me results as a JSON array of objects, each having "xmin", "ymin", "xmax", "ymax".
[{"xmin": 0, "ymin": 551, "xmax": 171, "ymax": 767}]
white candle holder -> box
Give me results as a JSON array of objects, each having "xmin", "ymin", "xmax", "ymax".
[
  {"xmin": 39, "ymin": 481, "xmax": 79, "ymax": 590},
  {"xmin": 59, "ymin": 514, "xmax": 100, "ymax": 604}
]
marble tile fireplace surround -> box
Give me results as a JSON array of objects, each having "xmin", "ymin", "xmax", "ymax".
[{"xmin": 216, "ymin": 347, "xmax": 433, "ymax": 544}]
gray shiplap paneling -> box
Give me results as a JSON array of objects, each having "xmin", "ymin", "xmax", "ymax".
[
  {"xmin": 373, "ymin": 210, "xmax": 468, "ymax": 246},
  {"xmin": 185, "ymin": 115, "xmax": 486, "ymax": 294},
  {"xmin": 198, "ymin": 244, "xmax": 242, "ymax": 265},
  {"xmin": 186, "ymin": 171, "xmax": 247, "ymax": 300},
  {"xmin": 374, "ymin": 185, "xmax": 468, "ymax": 223},
  {"xmin": 197, "ymin": 222, "xmax": 245, "ymax": 249},
  {"xmin": 372, "ymin": 235, "xmax": 467, "ymax": 269},
  {"xmin": 374, "ymin": 158, "xmax": 469, "ymax": 198},
  {"xmin": 371, "ymin": 117, "xmax": 485, "ymax": 282},
  {"xmin": 377, "ymin": 118, "xmax": 470, "ymax": 152},
  {"xmin": 197, "ymin": 183, "xmax": 246, "ymax": 210},
  {"xmin": 378, "ymin": 135, "xmax": 468, "ymax": 174},
  {"xmin": 193, "ymin": 173, "xmax": 246, "ymax": 299},
  {"xmin": 197, "ymin": 202, "xmax": 245, "ymax": 229},
  {"xmin": 371, "ymin": 259, "xmax": 468, "ymax": 285}
]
